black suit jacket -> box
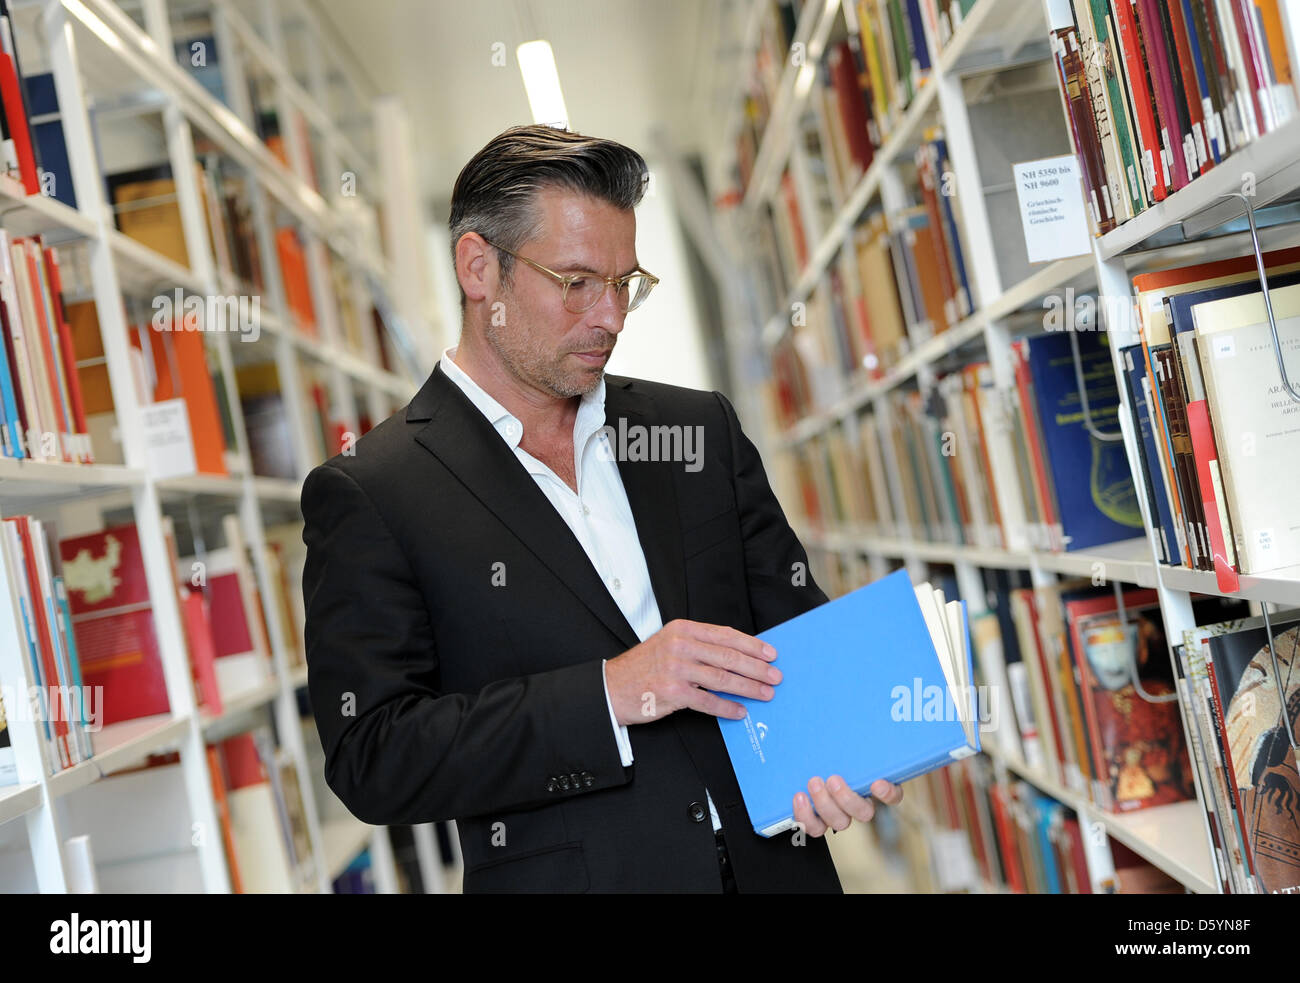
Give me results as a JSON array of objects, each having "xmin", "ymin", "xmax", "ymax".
[{"xmin": 300, "ymin": 362, "xmax": 842, "ymax": 893}]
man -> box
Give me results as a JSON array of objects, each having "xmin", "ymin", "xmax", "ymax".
[{"xmin": 301, "ymin": 124, "xmax": 902, "ymax": 893}]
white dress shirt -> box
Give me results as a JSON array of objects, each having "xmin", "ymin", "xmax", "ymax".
[{"xmin": 439, "ymin": 347, "xmax": 722, "ymax": 831}]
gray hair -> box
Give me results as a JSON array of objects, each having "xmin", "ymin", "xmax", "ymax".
[{"xmin": 448, "ymin": 124, "xmax": 649, "ymax": 305}]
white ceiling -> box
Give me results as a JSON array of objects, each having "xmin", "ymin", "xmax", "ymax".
[{"xmin": 311, "ymin": 0, "xmax": 747, "ymax": 216}]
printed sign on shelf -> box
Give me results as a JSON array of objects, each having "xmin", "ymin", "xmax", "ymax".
[{"xmin": 1013, "ymin": 154, "xmax": 1092, "ymax": 263}]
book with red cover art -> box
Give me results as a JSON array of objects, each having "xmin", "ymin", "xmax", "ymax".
[
  {"xmin": 1114, "ymin": 0, "xmax": 1169, "ymax": 200},
  {"xmin": 0, "ymin": 33, "xmax": 37, "ymax": 194},
  {"xmin": 828, "ymin": 39, "xmax": 875, "ymax": 181},
  {"xmin": 1064, "ymin": 588, "xmax": 1197, "ymax": 813},
  {"xmin": 58, "ymin": 524, "xmax": 170, "ymax": 727}
]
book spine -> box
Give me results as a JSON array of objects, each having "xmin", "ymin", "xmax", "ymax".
[
  {"xmin": 1136, "ymin": 0, "xmax": 1194, "ymax": 187},
  {"xmin": 1114, "ymin": 0, "xmax": 1170, "ymax": 201}
]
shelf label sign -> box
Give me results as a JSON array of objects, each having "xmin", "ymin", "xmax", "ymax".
[
  {"xmin": 1013, "ymin": 155, "xmax": 1092, "ymax": 263},
  {"xmin": 140, "ymin": 398, "xmax": 197, "ymax": 479}
]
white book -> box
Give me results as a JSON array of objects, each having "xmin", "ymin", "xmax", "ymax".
[{"xmin": 1192, "ymin": 282, "xmax": 1300, "ymax": 574}]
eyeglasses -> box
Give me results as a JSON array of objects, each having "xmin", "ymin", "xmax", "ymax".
[{"xmin": 484, "ymin": 239, "xmax": 659, "ymax": 314}]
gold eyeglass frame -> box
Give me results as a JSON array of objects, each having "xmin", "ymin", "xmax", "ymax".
[{"xmin": 483, "ymin": 238, "xmax": 660, "ymax": 313}]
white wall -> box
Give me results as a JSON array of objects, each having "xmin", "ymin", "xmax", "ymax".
[{"xmin": 424, "ymin": 160, "xmax": 712, "ymax": 392}]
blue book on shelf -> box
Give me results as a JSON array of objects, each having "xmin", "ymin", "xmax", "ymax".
[
  {"xmin": 1032, "ymin": 793, "xmax": 1064, "ymax": 894},
  {"xmin": 25, "ymin": 73, "xmax": 76, "ymax": 210},
  {"xmin": 1023, "ymin": 331, "xmax": 1143, "ymax": 550},
  {"xmin": 716, "ymin": 569, "xmax": 979, "ymax": 837},
  {"xmin": 1121, "ymin": 345, "xmax": 1179, "ymax": 565}
]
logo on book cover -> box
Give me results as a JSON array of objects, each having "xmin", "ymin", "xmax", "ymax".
[{"xmin": 743, "ymin": 714, "xmax": 767, "ymax": 763}]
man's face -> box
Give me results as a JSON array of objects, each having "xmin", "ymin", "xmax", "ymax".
[{"xmin": 485, "ymin": 188, "xmax": 637, "ymax": 398}]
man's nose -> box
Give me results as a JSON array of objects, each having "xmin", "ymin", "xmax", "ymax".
[{"xmin": 586, "ymin": 283, "xmax": 628, "ymax": 334}]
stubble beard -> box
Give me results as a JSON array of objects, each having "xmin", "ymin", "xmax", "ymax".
[{"xmin": 484, "ymin": 298, "xmax": 608, "ymax": 399}]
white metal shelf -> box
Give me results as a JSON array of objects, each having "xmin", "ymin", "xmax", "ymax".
[
  {"xmin": 44, "ymin": 713, "xmax": 191, "ymax": 800},
  {"xmin": 0, "ymin": 782, "xmax": 42, "ymax": 826},
  {"xmin": 1098, "ymin": 117, "xmax": 1300, "ymax": 258},
  {"xmin": 199, "ymin": 677, "xmax": 280, "ymax": 739}
]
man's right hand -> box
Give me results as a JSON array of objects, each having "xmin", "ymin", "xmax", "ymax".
[{"xmin": 604, "ymin": 619, "xmax": 782, "ymax": 726}]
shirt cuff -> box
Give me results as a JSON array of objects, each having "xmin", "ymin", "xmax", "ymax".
[{"xmin": 602, "ymin": 659, "xmax": 634, "ymax": 767}]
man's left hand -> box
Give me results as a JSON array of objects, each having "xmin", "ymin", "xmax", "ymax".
[{"xmin": 793, "ymin": 776, "xmax": 903, "ymax": 836}]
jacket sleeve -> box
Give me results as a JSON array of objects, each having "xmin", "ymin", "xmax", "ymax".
[
  {"xmin": 301, "ymin": 461, "xmax": 631, "ymax": 826},
  {"xmin": 714, "ymin": 390, "xmax": 829, "ymax": 632}
]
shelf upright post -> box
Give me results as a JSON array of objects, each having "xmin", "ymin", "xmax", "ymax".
[{"xmin": 41, "ymin": 0, "xmax": 229, "ymax": 893}]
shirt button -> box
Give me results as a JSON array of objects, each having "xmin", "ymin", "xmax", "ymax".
[
  {"xmin": 612, "ymin": 577, "xmax": 621, "ymax": 590},
  {"xmin": 582, "ymin": 504, "xmax": 591, "ymax": 516}
]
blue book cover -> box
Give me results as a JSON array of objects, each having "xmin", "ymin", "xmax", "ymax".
[
  {"xmin": 1164, "ymin": 269, "xmax": 1300, "ymax": 345},
  {"xmin": 1121, "ymin": 345, "xmax": 1179, "ymax": 565},
  {"xmin": 716, "ymin": 569, "xmax": 978, "ymax": 837},
  {"xmin": 1023, "ymin": 331, "xmax": 1143, "ymax": 550},
  {"xmin": 1032, "ymin": 793, "xmax": 1063, "ymax": 894},
  {"xmin": 931, "ymin": 137, "xmax": 972, "ymax": 314},
  {"xmin": 25, "ymin": 73, "xmax": 76, "ymax": 210}
]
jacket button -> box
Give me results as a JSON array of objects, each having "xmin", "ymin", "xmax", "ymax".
[
  {"xmin": 569, "ymin": 772, "xmax": 581, "ymax": 788},
  {"xmin": 581, "ymin": 771, "xmax": 595, "ymax": 787},
  {"xmin": 687, "ymin": 800, "xmax": 707, "ymax": 823},
  {"xmin": 559, "ymin": 774, "xmax": 571, "ymax": 790},
  {"xmin": 545, "ymin": 777, "xmax": 557, "ymax": 792}
]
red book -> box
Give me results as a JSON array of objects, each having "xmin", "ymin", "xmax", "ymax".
[
  {"xmin": 0, "ymin": 50, "xmax": 37, "ymax": 194},
  {"xmin": 59, "ymin": 524, "xmax": 170, "ymax": 727},
  {"xmin": 1229, "ymin": 0, "xmax": 1270, "ymax": 134},
  {"xmin": 1166, "ymin": 0, "xmax": 1214, "ymax": 171},
  {"xmin": 1064, "ymin": 589, "xmax": 1196, "ymax": 813},
  {"xmin": 779, "ymin": 172, "xmax": 809, "ymax": 271},
  {"xmin": 1135, "ymin": 0, "xmax": 1193, "ymax": 189},
  {"xmin": 1114, "ymin": 0, "xmax": 1169, "ymax": 199},
  {"xmin": 989, "ymin": 785, "xmax": 1026, "ymax": 893},
  {"xmin": 43, "ymin": 246, "xmax": 91, "ymax": 463},
  {"xmin": 184, "ymin": 589, "xmax": 223, "ymax": 717},
  {"xmin": 219, "ymin": 733, "xmax": 267, "ymax": 791},
  {"xmin": 1062, "ymin": 816, "xmax": 1094, "ymax": 893},
  {"xmin": 1186, "ymin": 399, "xmax": 1241, "ymax": 592},
  {"xmin": 828, "ymin": 40, "xmax": 875, "ymax": 179},
  {"xmin": 1009, "ymin": 340, "xmax": 1062, "ymax": 549},
  {"xmin": 20, "ymin": 242, "xmax": 71, "ymax": 461}
]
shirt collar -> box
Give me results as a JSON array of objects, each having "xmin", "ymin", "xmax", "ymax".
[{"xmin": 440, "ymin": 345, "xmax": 607, "ymax": 454}]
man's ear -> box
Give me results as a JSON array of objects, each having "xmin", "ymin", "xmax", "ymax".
[{"xmin": 455, "ymin": 232, "xmax": 493, "ymax": 304}]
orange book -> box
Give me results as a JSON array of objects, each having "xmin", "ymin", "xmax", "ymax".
[
  {"xmin": 206, "ymin": 744, "xmax": 244, "ymax": 893},
  {"xmin": 908, "ymin": 220, "xmax": 951, "ymax": 334},
  {"xmin": 276, "ymin": 228, "xmax": 317, "ymax": 337},
  {"xmin": 145, "ymin": 325, "xmax": 229, "ymax": 476}
]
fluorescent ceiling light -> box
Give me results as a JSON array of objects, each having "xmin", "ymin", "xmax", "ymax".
[{"xmin": 517, "ymin": 40, "xmax": 569, "ymax": 129}]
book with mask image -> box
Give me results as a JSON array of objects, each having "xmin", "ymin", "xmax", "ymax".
[{"xmin": 716, "ymin": 568, "xmax": 979, "ymax": 837}]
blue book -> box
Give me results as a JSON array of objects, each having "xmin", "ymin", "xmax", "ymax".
[
  {"xmin": 24, "ymin": 73, "xmax": 75, "ymax": 210},
  {"xmin": 1032, "ymin": 793, "xmax": 1063, "ymax": 894},
  {"xmin": 717, "ymin": 569, "xmax": 979, "ymax": 837},
  {"xmin": 1121, "ymin": 345, "xmax": 1179, "ymax": 565},
  {"xmin": 1023, "ymin": 331, "xmax": 1144, "ymax": 550}
]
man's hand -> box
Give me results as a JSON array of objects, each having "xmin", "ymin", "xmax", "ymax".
[
  {"xmin": 605, "ymin": 619, "xmax": 782, "ymax": 725},
  {"xmin": 793, "ymin": 777, "xmax": 904, "ymax": 836}
]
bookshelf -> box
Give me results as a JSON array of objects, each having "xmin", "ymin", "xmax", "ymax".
[
  {"xmin": 714, "ymin": 0, "xmax": 1300, "ymax": 894},
  {"xmin": 0, "ymin": 0, "xmax": 441, "ymax": 894}
]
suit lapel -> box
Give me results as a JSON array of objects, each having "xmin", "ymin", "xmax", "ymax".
[
  {"xmin": 409, "ymin": 365, "xmax": 640, "ymax": 651},
  {"xmin": 604, "ymin": 381, "xmax": 689, "ymax": 627},
  {"xmin": 408, "ymin": 365, "xmax": 691, "ymax": 651}
]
